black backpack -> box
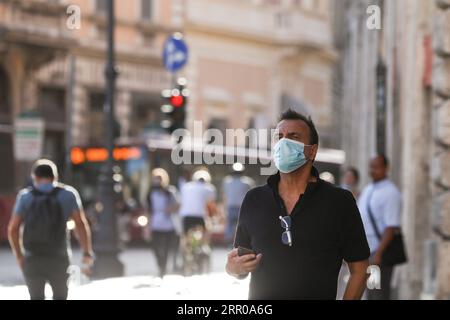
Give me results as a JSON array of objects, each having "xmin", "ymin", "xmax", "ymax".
[{"xmin": 23, "ymin": 186, "xmax": 68, "ymax": 257}]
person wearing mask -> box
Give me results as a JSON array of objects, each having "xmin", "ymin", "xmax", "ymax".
[
  {"xmin": 226, "ymin": 109, "xmax": 370, "ymax": 300},
  {"xmin": 148, "ymin": 168, "xmax": 179, "ymax": 278},
  {"xmin": 8, "ymin": 159, "xmax": 93, "ymax": 300}
]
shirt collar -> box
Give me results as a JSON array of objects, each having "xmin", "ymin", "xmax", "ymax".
[
  {"xmin": 372, "ymin": 178, "xmax": 390, "ymax": 188},
  {"xmin": 267, "ymin": 166, "xmax": 322, "ymax": 194}
]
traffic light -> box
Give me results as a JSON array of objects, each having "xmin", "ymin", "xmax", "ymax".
[{"xmin": 161, "ymin": 78, "xmax": 189, "ymax": 133}]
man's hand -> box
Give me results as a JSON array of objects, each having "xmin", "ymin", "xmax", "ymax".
[
  {"xmin": 372, "ymin": 227, "xmax": 397, "ymax": 267},
  {"xmin": 226, "ymin": 248, "xmax": 262, "ymax": 278},
  {"xmin": 72, "ymin": 210, "xmax": 93, "ymax": 264},
  {"xmin": 8, "ymin": 215, "xmax": 24, "ymax": 270}
]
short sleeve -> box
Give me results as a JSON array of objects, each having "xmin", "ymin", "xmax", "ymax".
[
  {"xmin": 233, "ymin": 192, "xmax": 252, "ymax": 249},
  {"xmin": 207, "ymin": 184, "xmax": 217, "ymax": 201},
  {"xmin": 65, "ymin": 187, "xmax": 83, "ymax": 214},
  {"xmin": 12, "ymin": 190, "xmax": 27, "ymax": 217},
  {"xmin": 382, "ymin": 189, "xmax": 401, "ymax": 227},
  {"xmin": 340, "ymin": 191, "xmax": 370, "ymax": 263}
]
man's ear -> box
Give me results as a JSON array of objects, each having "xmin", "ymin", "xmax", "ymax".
[{"xmin": 309, "ymin": 144, "xmax": 319, "ymax": 161}]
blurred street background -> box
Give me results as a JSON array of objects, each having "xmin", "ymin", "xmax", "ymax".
[{"xmin": 0, "ymin": 0, "xmax": 449, "ymax": 300}]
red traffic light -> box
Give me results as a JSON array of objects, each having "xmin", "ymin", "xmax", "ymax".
[{"xmin": 170, "ymin": 94, "xmax": 185, "ymax": 108}]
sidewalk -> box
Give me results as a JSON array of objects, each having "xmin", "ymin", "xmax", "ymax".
[
  {"xmin": 0, "ymin": 273, "xmax": 249, "ymax": 300},
  {"xmin": 0, "ymin": 246, "xmax": 249, "ymax": 300}
]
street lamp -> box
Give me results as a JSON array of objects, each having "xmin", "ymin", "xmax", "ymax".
[{"xmin": 92, "ymin": 0, "xmax": 124, "ymax": 278}]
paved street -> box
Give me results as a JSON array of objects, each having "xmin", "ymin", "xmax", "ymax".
[{"xmin": 0, "ymin": 246, "xmax": 249, "ymax": 300}]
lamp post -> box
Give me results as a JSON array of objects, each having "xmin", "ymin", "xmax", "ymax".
[{"xmin": 92, "ymin": 0, "xmax": 124, "ymax": 278}]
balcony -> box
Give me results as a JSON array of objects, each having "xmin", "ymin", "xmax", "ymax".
[
  {"xmin": 0, "ymin": 0, "xmax": 75, "ymax": 52},
  {"xmin": 185, "ymin": 0, "xmax": 333, "ymax": 49}
]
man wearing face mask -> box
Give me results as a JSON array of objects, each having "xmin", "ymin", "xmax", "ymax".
[
  {"xmin": 226, "ymin": 109, "xmax": 370, "ymax": 300},
  {"xmin": 8, "ymin": 159, "xmax": 93, "ymax": 300}
]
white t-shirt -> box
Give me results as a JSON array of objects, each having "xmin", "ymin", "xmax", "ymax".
[
  {"xmin": 357, "ymin": 179, "xmax": 402, "ymax": 253},
  {"xmin": 179, "ymin": 181, "xmax": 216, "ymax": 218}
]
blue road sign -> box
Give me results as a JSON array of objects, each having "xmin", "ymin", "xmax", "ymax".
[{"xmin": 163, "ymin": 34, "xmax": 189, "ymax": 73}]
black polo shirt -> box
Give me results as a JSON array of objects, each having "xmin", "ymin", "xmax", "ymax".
[{"xmin": 234, "ymin": 167, "xmax": 370, "ymax": 300}]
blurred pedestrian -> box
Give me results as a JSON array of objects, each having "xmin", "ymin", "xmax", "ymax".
[
  {"xmin": 179, "ymin": 169, "xmax": 217, "ymax": 234},
  {"xmin": 222, "ymin": 163, "xmax": 254, "ymax": 245},
  {"xmin": 7, "ymin": 159, "xmax": 93, "ymax": 300},
  {"xmin": 338, "ymin": 166, "xmax": 361, "ymax": 297},
  {"xmin": 178, "ymin": 168, "xmax": 192, "ymax": 191},
  {"xmin": 148, "ymin": 168, "xmax": 179, "ymax": 278},
  {"xmin": 341, "ymin": 167, "xmax": 360, "ymax": 199},
  {"xmin": 358, "ymin": 154, "xmax": 404, "ymax": 300},
  {"xmin": 170, "ymin": 168, "xmax": 192, "ymax": 272}
]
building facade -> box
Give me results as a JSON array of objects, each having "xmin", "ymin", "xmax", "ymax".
[
  {"xmin": 182, "ymin": 0, "xmax": 336, "ymax": 149},
  {"xmin": 335, "ymin": 0, "xmax": 450, "ymax": 299},
  {"xmin": 0, "ymin": 0, "xmax": 338, "ymax": 197}
]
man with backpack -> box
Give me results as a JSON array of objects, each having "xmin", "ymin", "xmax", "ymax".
[{"xmin": 8, "ymin": 159, "xmax": 94, "ymax": 300}]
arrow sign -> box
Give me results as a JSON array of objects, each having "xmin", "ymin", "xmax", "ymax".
[{"xmin": 163, "ymin": 33, "xmax": 189, "ymax": 73}]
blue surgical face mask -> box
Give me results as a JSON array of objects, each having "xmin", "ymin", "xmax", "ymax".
[
  {"xmin": 35, "ymin": 182, "xmax": 55, "ymax": 193},
  {"xmin": 273, "ymin": 138, "xmax": 311, "ymax": 174}
]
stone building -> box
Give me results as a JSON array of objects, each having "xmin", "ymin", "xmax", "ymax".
[
  {"xmin": 0, "ymin": 0, "xmax": 338, "ymax": 197},
  {"xmin": 335, "ymin": 0, "xmax": 450, "ymax": 299}
]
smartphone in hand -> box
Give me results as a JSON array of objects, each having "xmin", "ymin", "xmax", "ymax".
[{"xmin": 237, "ymin": 246, "xmax": 256, "ymax": 257}]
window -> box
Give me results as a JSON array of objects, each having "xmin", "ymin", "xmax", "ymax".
[
  {"xmin": 141, "ymin": 0, "xmax": 153, "ymax": 20},
  {"xmin": 0, "ymin": 67, "xmax": 11, "ymax": 124},
  {"xmin": 96, "ymin": 0, "xmax": 107, "ymax": 14},
  {"xmin": 275, "ymin": 11, "xmax": 291, "ymax": 29},
  {"xmin": 38, "ymin": 87, "xmax": 66, "ymax": 125},
  {"xmin": 142, "ymin": 33, "xmax": 155, "ymax": 47},
  {"xmin": 96, "ymin": 24, "xmax": 107, "ymax": 40},
  {"xmin": 130, "ymin": 95, "xmax": 163, "ymax": 137},
  {"xmin": 89, "ymin": 92, "xmax": 105, "ymax": 145},
  {"xmin": 0, "ymin": 133, "xmax": 14, "ymax": 192}
]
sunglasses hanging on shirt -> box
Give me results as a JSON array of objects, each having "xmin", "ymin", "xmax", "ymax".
[{"xmin": 279, "ymin": 215, "xmax": 292, "ymax": 247}]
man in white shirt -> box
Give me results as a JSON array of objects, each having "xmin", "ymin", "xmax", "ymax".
[
  {"xmin": 179, "ymin": 170, "xmax": 217, "ymax": 234},
  {"xmin": 358, "ymin": 155, "xmax": 402, "ymax": 300}
]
